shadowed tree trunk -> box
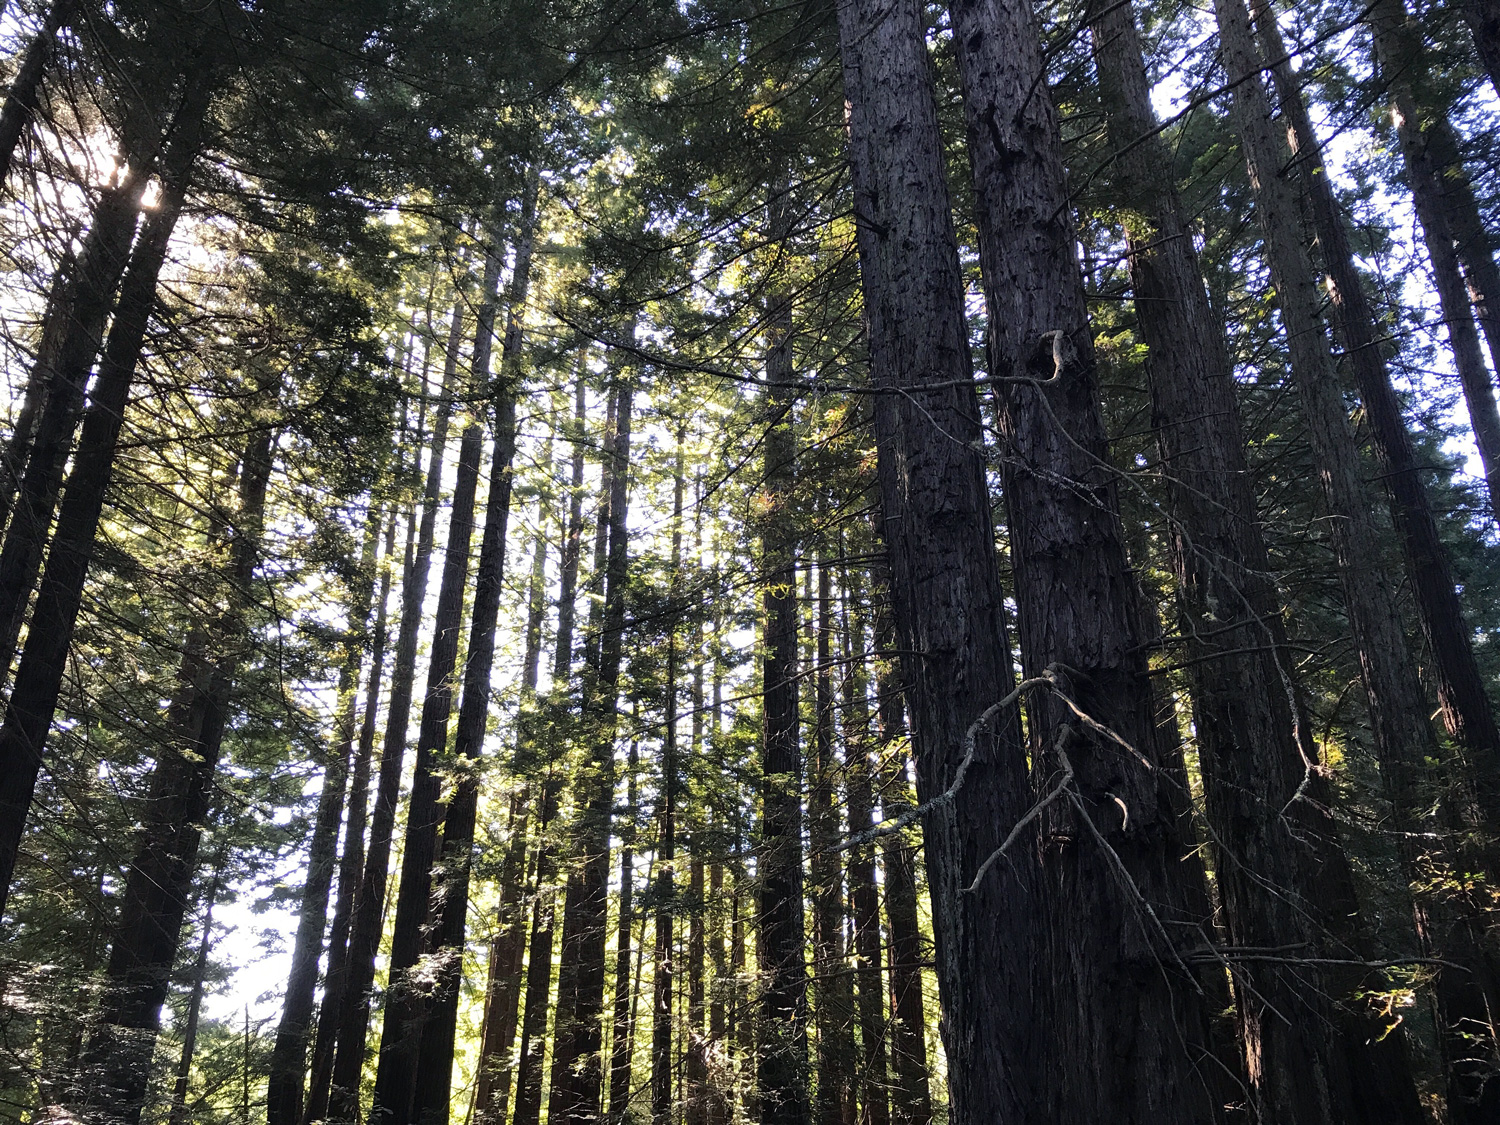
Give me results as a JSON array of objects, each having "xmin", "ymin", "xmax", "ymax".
[
  {"xmin": 167, "ymin": 852, "xmax": 227, "ymax": 1125},
  {"xmin": 79, "ymin": 406, "xmax": 276, "ymax": 1125},
  {"xmin": 328, "ymin": 304, "xmax": 464, "ymax": 1125},
  {"xmin": 266, "ymin": 514, "xmax": 381, "ymax": 1125},
  {"xmin": 547, "ymin": 370, "xmax": 634, "ymax": 1125},
  {"xmin": 754, "ymin": 180, "xmax": 810, "ymax": 1125},
  {"xmin": 0, "ymin": 0, "xmax": 78, "ymax": 190},
  {"xmin": 0, "ymin": 77, "xmax": 212, "ymax": 918},
  {"xmin": 305, "ymin": 506, "xmax": 397, "ymax": 1125}
]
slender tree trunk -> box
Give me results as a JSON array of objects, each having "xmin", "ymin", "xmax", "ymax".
[
  {"xmin": 866, "ymin": 616, "xmax": 929, "ymax": 1125},
  {"xmin": 80, "ymin": 414, "xmax": 275, "ymax": 1125},
  {"xmin": 511, "ymin": 374, "xmax": 594, "ymax": 1125},
  {"xmin": 409, "ymin": 166, "xmax": 539, "ymax": 1125},
  {"xmin": 472, "ymin": 519, "xmax": 550, "ymax": 1125},
  {"xmin": 328, "ymin": 305, "xmax": 464, "ymax": 1125},
  {"xmin": 809, "ymin": 560, "xmax": 854, "ymax": 1125},
  {"xmin": 547, "ymin": 373, "xmax": 634, "ymax": 1125},
  {"xmin": 754, "ymin": 182, "xmax": 810, "ymax": 1125},
  {"xmin": 0, "ymin": 0, "xmax": 77, "ymax": 190},
  {"xmin": 167, "ymin": 855, "xmax": 227, "ymax": 1125},
  {"xmin": 1213, "ymin": 0, "xmax": 1446, "ymax": 1116},
  {"xmin": 0, "ymin": 80, "xmax": 210, "ymax": 917},
  {"xmin": 372, "ymin": 222, "xmax": 503, "ymax": 1124},
  {"xmin": 838, "ymin": 574, "xmax": 887, "ymax": 1125},
  {"xmin": 607, "ymin": 736, "xmax": 640, "ymax": 1125},
  {"xmin": 1370, "ymin": 0, "xmax": 1500, "ymax": 395},
  {"xmin": 305, "ymin": 508, "xmax": 398, "ymax": 1125},
  {"xmin": 266, "ymin": 516, "xmax": 381, "ymax": 1125},
  {"xmin": 651, "ymin": 434, "xmax": 686, "ymax": 1125}
]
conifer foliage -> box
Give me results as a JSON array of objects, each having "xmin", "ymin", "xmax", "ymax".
[{"xmin": 5, "ymin": 0, "xmax": 1500, "ymax": 1122}]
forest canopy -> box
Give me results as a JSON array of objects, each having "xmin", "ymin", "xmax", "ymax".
[{"xmin": 2, "ymin": 0, "xmax": 1500, "ymax": 1122}]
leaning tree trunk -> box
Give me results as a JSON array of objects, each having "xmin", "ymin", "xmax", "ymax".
[
  {"xmin": 547, "ymin": 372, "xmax": 633, "ymax": 1125},
  {"xmin": 1093, "ymin": 2, "xmax": 1428, "ymax": 1119},
  {"xmin": 327, "ymin": 303, "xmax": 463, "ymax": 1125},
  {"xmin": 0, "ymin": 0, "xmax": 79, "ymax": 190},
  {"xmin": 265, "ymin": 513, "xmax": 380, "ymax": 1125},
  {"xmin": 1215, "ymin": 0, "xmax": 1447, "ymax": 1116},
  {"xmin": 80, "ymin": 411, "xmax": 276, "ymax": 1125},
  {"xmin": 1370, "ymin": 0, "xmax": 1500, "ymax": 400},
  {"xmin": 1461, "ymin": 0, "xmax": 1500, "ymax": 95},
  {"xmin": 166, "ymin": 850, "xmax": 227, "ymax": 1125},
  {"xmin": 0, "ymin": 79, "xmax": 211, "ymax": 918}
]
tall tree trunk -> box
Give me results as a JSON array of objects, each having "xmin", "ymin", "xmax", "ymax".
[
  {"xmin": 606, "ymin": 735, "xmax": 640, "ymax": 1125},
  {"xmin": 0, "ymin": 80, "xmax": 210, "ymax": 917},
  {"xmin": 511, "ymin": 372, "xmax": 595, "ymax": 1125},
  {"xmin": 0, "ymin": 0, "xmax": 78, "ymax": 190},
  {"xmin": 946, "ymin": 0, "xmax": 1230, "ymax": 1113},
  {"xmin": 305, "ymin": 507, "xmax": 398, "ymax": 1125},
  {"xmin": 651, "ymin": 433, "xmax": 686, "ymax": 1125},
  {"xmin": 838, "ymin": 573, "xmax": 887, "ymax": 1125},
  {"xmin": 1356, "ymin": 0, "xmax": 1500, "ymax": 521},
  {"xmin": 547, "ymin": 372, "xmax": 633, "ymax": 1125},
  {"xmin": 472, "ymin": 517, "xmax": 550, "ymax": 1125},
  {"xmin": 372, "ymin": 219, "xmax": 503, "ymax": 1124},
  {"xmin": 754, "ymin": 182, "xmax": 810, "ymax": 1125},
  {"xmin": 409, "ymin": 168, "xmax": 539, "ymax": 1124},
  {"xmin": 266, "ymin": 514, "xmax": 381, "ymax": 1125},
  {"xmin": 0, "ymin": 72, "xmax": 180, "ymax": 684},
  {"xmin": 866, "ymin": 619, "xmax": 928, "ymax": 1125},
  {"xmin": 79, "ymin": 413, "xmax": 276, "ymax": 1125},
  {"xmin": 1092, "ymin": 2, "xmax": 1428, "ymax": 1118},
  {"xmin": 1213, "ymin": 0, "xmax": 1444, "ymax": 1117},
  {"xmin": 328, "ymin": 305, "xmax": 464, "ymax": 1125},
  {"xmin": 810, "ymin": 559, "xmax": 854, "ymax": 1125},
  {"xmin": 167, "ymin": 854, "xmax": 227, "ymax": 1125}
]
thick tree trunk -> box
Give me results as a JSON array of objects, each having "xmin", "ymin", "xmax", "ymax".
[
  {"xmin": 548, "ymin": 374, "xmax": 633, "ymax": 1125},
  {"xmin": 327, "ymin": 306, "xmax": 464, "ymax": 1124},
  {"xmin": 80, "ymin": 416, "xmax": 275, "ymax": 1125},
  {"xmin": 305, "ymin": 508, "xmax": 397, "ymax": 1125},
  {"xmin": 946, "ymin": 0, "xmax": 1226, "ymax": 1113},
  {"xmin": 0, "ymin": 82, "xmax": 209, "ymax": 917},
  {"xmin": 754, "ymin": 183, "xmax": 810, "ymax": 1125},
  {"xmin": 0, "ymin": 0, "xmax": 78, "ymax": 190},
  {"xmin": 266, "ymin": 517, "xmax": 380, "ymax": 1125}
]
